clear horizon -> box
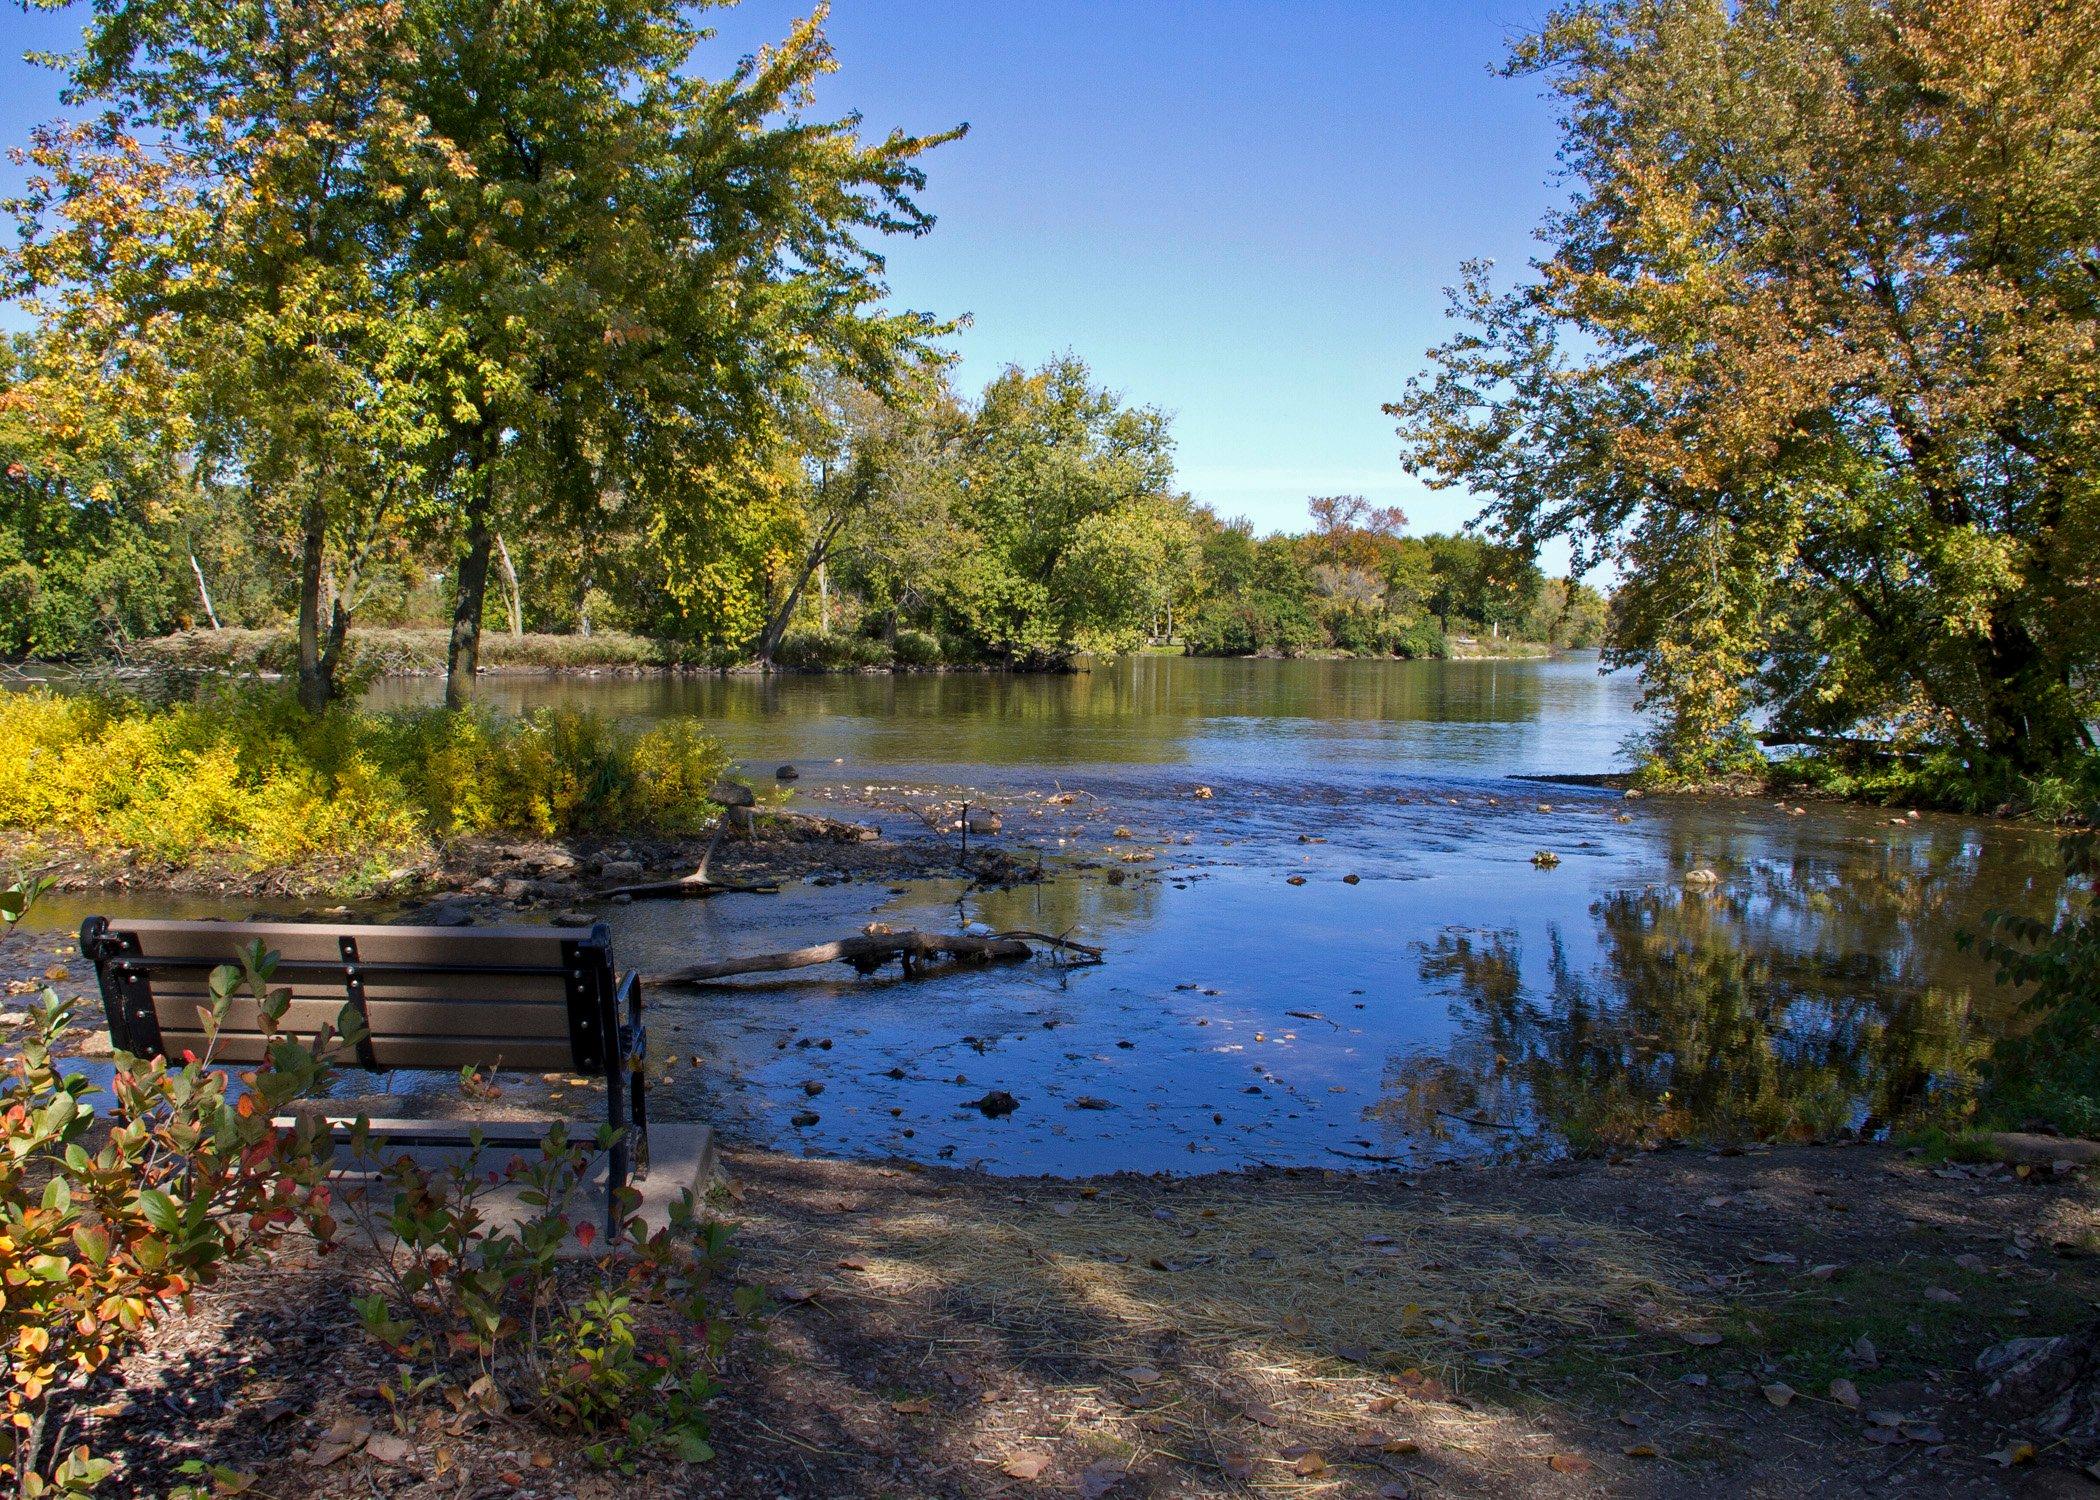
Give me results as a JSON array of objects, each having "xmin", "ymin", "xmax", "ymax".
[{"xmin": 0, "ymin": 0, "xmax": 1572, "ymax": 561}]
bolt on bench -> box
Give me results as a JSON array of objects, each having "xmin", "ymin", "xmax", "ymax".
[{"xmin": 79, "ymin": 917, "xmax": 667, "ymax": 1242}]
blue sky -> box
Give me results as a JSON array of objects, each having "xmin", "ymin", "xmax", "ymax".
[{"xmin": 1, "ymin": 0, "xmax": 1569, "ymax": 551}]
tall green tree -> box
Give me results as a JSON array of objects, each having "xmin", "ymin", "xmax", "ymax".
[
  {"xmin": 1389, "ymin": 0, "xmax": 2100, "ymax": 775},
  {"xmin": 941, "ymin": 355, "xmax": 1184, "ymax": 663}
]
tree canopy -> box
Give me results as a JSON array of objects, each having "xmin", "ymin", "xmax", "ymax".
[{"xmin": 1390, "ymin": 0, "xmax": 2100, "ymax": 777}]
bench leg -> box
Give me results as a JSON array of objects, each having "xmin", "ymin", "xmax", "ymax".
[{"xmin": 606, "ymin": 1060, "xmax": 629, "ymax": 1247}]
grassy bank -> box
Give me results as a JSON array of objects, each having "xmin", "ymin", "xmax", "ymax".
[
  {"xmin": 125, "ymin": 626, "xmax": 737, "ymax": 675},
  {"xmin": 0, "ymin": 686, "xmax": 726, "ymax": 885}
]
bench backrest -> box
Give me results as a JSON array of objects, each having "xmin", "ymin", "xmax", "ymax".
[{"xmin": 80, "ymin": 917, "xmax": 620, "ymax": 1075}]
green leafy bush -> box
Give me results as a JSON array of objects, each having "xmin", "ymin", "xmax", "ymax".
[
  {"xmin": 890, "ymin": 627, "xmax": 942, "ymax": 668},
  {"xmin": 0, "ymin": 927, "xmax": 338, "ymax": 1496},
  {"xmin": 0, "ymin": 686, "xmax": 727, "ymax": 878},
  {"xmin": 773, "ymin": 628, "xmax": 890, "ymax": 671},
  {"xmin": 338, "ymin": 1121, "xmax": 742, "ymax": 1472},
  {"xmin": 1392, "ymin": 618, "xmax": 1447, "ymax": 659}
]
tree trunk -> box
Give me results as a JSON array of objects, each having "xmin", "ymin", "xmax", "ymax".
[
  {"xmin": 446, "ymin": 471, "xmax": 494, "ymax": 711},
  {"xmin": 494, "ymin": 533, "xmax": 523, "ymax": 637},
  {"xmin": 295, "ymin": 496, "xmax": 332, "ymax": 713},
  {"xmin": 1978, "ymin": 611, "xmax": 2089, "ymax": 770},
  {"xmin": 189, "ymin": 555, "xmax": 221, "ymax": 630},
  {"xmin": 754, "ymin": 517, "xmax": 843, "ymax": 665}
]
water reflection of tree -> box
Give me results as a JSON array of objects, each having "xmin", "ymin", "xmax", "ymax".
[{"xmin": 1388, "ymin": 882, "xmax": 1988, "ymax": 1154}]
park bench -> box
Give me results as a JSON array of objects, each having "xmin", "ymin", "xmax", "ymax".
[{"xmin": 79, "ymin": 916, "xmax": 649, "ymax": 1239}]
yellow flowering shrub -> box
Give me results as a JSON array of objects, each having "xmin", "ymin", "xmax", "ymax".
[{"xmin": 0, "ymin": 688, "xmax": 728, "ymax": 880}]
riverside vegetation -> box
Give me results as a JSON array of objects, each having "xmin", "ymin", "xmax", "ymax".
[{"xmin": 0, "ymin": 686, "xmax": 727, "ymax": 886}]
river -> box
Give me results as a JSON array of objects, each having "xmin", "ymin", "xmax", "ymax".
[{"xmin": 46, "ymin": 653, "xmax": 2072, "ymax": 1175}]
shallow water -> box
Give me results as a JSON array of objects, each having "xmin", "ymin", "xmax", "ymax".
[{"xmin": 42, "ymin": 654, "xmax": 2070, "ymax": 1174}]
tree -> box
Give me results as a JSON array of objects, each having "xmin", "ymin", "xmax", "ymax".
[
  {"xmin": 1389, "ymin": 0, "xmax": 2100, "ymax": 776},
  {"xmin": 11, "ymin": 7, "xmax": 447, "ymax": 708},
  {"xmin": 940, "ymin": 356, "xmax": 1179, "ymax": 664},
  {"xmin": 14, "ymin": 0, "xmax": 960, "ymax": 703},
  {"xmin": 1306, "ymin": 494, "xmax": 1407, "ymax": 570},
  {"xmin": 392, "ymin": 3, "xmax": 960, "ymax": 703}
]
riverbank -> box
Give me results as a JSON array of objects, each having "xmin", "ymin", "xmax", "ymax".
[
  {"xmin": 0, "ymin": 803, "xmax": 973, "ymax": 903},
  {"xmin": 104, "ymin": 627, "xmax": 1573, "ymax": 680},
  {"xmin": 50, "ymin": 1133, "xmax": 2098, "ymax": 1497}
]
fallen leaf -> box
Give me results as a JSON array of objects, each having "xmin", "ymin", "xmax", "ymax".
[
  {"xmin": 1988, "ymin": 1442, "xmax": 2036, "ymax": 1468},
  {"xmin": 1221, "ymin": 1453, "xmax": 1254, "ymax": 1480},
  {"xmin": 776, "ymin": 1284, "xmax": 817, "ymax": 1304},
  {"xmin": 1239, "ymin": 1401, "xmax": 1280, "ymax": 1427},
  {"xmin": 1001, "ymin": 1453, "xmax": 1052, "ymax": 1480},
  {"xmin": 890, "ymin": 1397, "xmax": 932, "ymax": 1415},
  {"xmin": 1808, "ymin": 1263, "xmax": 1841, "ymax": 1280},
  {"xmin": 1829, "ymin": 1378, "xmax": 1861, "ymax": 1410},
  {"xmin": 302, "ymin": 1418, "xmax": 369, "ymax": 1468},
  {"xmin": 1120, "ymin": 1365, "xmax": 1161, "ymax": 1386},
  {"xmin": 364, "ymin": 1434, "xmax": 414, "ymax": 1467},
  {"xmin": 1749, "ymin": 1251, "xmax": 1797, "ymax": 1265},
  {"xmin": 1763, "ymin": 1383, "xmax": 1796, "ymax": 1408},
  {"xmin": 1923, "ymin": 1287, "xmax": 1960, "ymax": 1304},
  {"xmin": 1622, "ymin": 1443, "xmax": 1660, "ymax": 1458},
  {"xmin": 1293, "ymin": 1451, "xmax": 1328, "ymax": 1476},
  {"xmin": 1547, "ymin": 1453, "xmax": 1594, "ymax": 1473},
  {"xmin": 1679, "ymin": 1330, "xmax": 1724, "ymax": 1347},
  {"xmin": 1851, "ymin": 1334, "xmax": 1881, "ymax": 1369}
]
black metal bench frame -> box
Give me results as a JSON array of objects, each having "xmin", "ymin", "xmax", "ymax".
[{"xmin": 79, "ymin": 916, "xmax": 649, "ymax": 1241}]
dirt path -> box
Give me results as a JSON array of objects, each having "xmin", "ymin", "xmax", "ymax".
[{"xmin": 71, "ymin": 1140, "xmax": 2099, "ymax": 1498}]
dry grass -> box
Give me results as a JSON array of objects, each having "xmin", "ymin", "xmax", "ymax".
[{"xmin": 753, "ymin": 1174, "xmax": 1712, "ymax": 1387}]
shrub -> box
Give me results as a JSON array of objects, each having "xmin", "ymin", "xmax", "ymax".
[
  {"xmin": 0, "ymin": 687, "xmax": 728, "ymax": 881},
  {"xmin": 772, "ymin": 628, "xmax": 890, "ymax": 672},
  {"xmin": 1392, "ymin": 618, "xmax": 1447, "ymax": 659},
  {"xmin": 0, "ymin": 926, "xmax": 339, "ymax": 1496},
  {"xmin": 890, "ymin": 627, "xmax": 942, "ymax": 668},
  {"xmin": 337, "ymin": 1121, "xmax": 743, "ymax": 1472}
]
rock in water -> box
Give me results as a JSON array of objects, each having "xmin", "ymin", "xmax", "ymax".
[
  {"xmin": 775, "ymin": 764, "xmax": 799, "ymax": 781},
  {"xmin": 965, "ymin": 808, "xmax": 1003, "ymax": 835},
  {"xmin": 969, "ymin": 1090, "xmax": 1020, "ymax": 1118}
]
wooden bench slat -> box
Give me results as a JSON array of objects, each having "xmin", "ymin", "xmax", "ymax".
[
  {"xmin": 147, "ymin": 996, "xmax": 574, "ymax": 1040},
  {"xmin": 141, "ymin": 969, "xmax": 573, "ymax": 1004},
  {"xmin": 158, "ymin": 1031, "xmax": 580, "ymax": 1070},
  {"xmin": 101, "ymin": 919, "xmax": 577, "ymax": 966}
]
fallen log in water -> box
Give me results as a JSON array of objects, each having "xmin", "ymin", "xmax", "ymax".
[
  {"xmin": 652, "ymin": 929, "xmax": 1036, "ymax": 985},
  {"xmin": 602, "ymin": 875, "xmax": 781, "ymax": 900}
]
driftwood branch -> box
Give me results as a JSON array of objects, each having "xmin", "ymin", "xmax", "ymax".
[
  {"xmin": 653, "ymin": 929, "xmax": 1039, "ymax": 986},
  {"xmin": 604, "ymin": 875, "xmax": 780, "ymax": 900},
  {"xmin": 991, "ymin": 929, "xmax": 1105, "ymax": 962}
]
